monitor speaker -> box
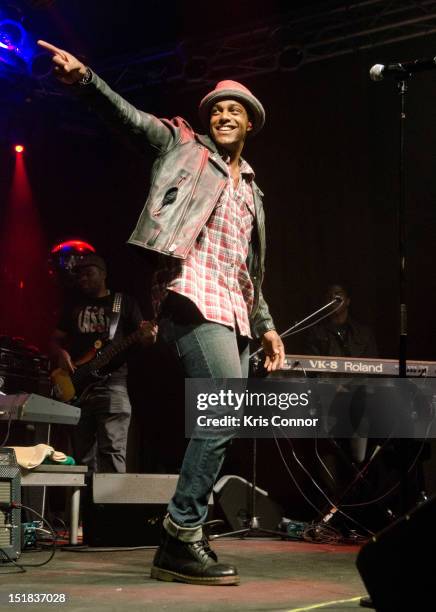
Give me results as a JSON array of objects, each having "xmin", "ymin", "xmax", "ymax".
[
  {"xmin": 213, "ymin": 475, "xmax": 283, "ymax": 532},
  {"xmin": 356, "ymin": 495, "xmax": 436, "ymax": 611},
  {"xmin": 82, "ymin": 473, "xmax": 213, "ymax": 547}
]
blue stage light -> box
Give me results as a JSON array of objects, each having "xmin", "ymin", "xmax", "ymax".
[
  {"xmin": 0, "ymin": 16, "xmax": 48, "ymax": 78},
  {"xmin": 0, "ymin": 19, "xmax": 25, "ymax": 52}
]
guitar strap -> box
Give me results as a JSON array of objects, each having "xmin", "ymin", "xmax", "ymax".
[{"xmin": 109, "ymin": 292, "xmax": 123, "ymax": 341}]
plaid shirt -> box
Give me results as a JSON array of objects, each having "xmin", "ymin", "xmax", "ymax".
[{"xmin": 152, "ymin": 158, "xmax": 255, "ymax": 337}]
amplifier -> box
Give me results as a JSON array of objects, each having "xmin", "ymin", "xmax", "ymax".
[
  {"xmin": 0, "ymin": 369, "xmax": 50, "ymax": 396},
  {"xmin": 0, "ymin": 347, "xmax": 50, "ymax": 375},
  {"xmin": 0, "ymin": 448, "xmax": 21, "ymax": 561},
  {"xmin": 0, "ymin": 346, "xmax": 50, "ymax": 397}
]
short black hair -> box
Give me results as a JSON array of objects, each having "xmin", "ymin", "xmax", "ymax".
[{"xmin": 325, "ymin": 281, "xmax": 351, "ymax": 298}]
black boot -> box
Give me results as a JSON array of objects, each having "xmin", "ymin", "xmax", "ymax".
[{"xmin": 151, "ymin": 530, "xmax": 239, "ymax": 585}]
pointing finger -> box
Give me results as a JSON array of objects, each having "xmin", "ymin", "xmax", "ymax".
[{"xmin": 37, "ymin": 39, "xmax": 63, "ymax": 55}]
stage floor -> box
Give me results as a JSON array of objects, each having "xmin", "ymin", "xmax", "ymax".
[{"xmin": 2, "ymin": 539, "xmax": 366, "ymax": 611}]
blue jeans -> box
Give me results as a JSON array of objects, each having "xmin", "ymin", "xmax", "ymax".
[{"xmin": 158, "ymin": 308, "xmax": 249, "ymax": 528}]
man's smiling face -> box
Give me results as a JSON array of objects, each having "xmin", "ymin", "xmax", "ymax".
[{"xmin": 209, "ymin": 99, "xmax": 253, "ymax": 151}]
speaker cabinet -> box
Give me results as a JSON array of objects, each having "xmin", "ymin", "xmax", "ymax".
[
  {"xmin": 214, "ymin": 475, "xmax": 283, "ymax": 532},
  {"xmin": 0, "ymin": 448, "xmax": 21, "ymax": 561},
  {"xmin": 356, "ymin": 496, "xmax": 436, "ymax": 611}
]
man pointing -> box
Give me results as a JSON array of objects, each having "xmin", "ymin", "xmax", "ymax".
[{"xmin": 39, "ymin": 39, "xmax": 285, "ymax": 585}]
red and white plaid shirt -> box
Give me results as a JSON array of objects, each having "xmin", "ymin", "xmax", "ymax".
[{"xmin": 152, "ymin": 158, "xmax": 255, "ymax": 337}]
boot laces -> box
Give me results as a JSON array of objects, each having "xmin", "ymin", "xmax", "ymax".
[{"xmin": 191, "ymin": 537, "xmax": 218, "ymax": 562}]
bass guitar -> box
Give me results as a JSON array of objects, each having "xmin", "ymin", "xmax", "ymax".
[{"xmin": 51, "ymin": 323, "xmax": 155, "ymax": 403}]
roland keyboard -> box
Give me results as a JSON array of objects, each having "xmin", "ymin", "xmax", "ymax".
[
  {"xmin": 279, "ymin": 355, "xmax": 436, "ymax": 377},
  {"xmin": 0, "ymin": 393, "xmax": 81, "ymax": 425}
]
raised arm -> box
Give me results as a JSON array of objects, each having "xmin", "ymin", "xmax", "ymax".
[{"xmin": 37, "ymin": 40, "xmax": 180, "ymax": 152}]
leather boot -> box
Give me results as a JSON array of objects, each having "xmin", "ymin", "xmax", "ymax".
[{"xmin": 151, "ymin": 530, "xmax": 239, "ymax": 585}]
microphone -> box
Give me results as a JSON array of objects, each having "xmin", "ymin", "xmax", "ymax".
[
  {"xmin": 333, "ymin": 295, "xmax": 344, "ymax": 302},
  {"xmin": 370, "ymin": 57, "xmax": 436, "ymax": 81}
]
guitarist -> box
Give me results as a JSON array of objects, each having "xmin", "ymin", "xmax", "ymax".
[{"xmin": 51, "ymin": 253, "xmax": 157, "ymax": 473}]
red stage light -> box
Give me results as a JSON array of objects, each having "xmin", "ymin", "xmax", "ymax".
[
  {"xmin": 14, "ymin": 145, "xmax": 24, "ymax": 154},
  {"xmin": 51, "ymin": 240, "xmax": 96, "ymax": 254}
]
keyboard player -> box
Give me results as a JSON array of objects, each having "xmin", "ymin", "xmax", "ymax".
[
  {"xmin": 303, "ymin": 282, "xmax": 427, "ymax": 527},
  {"xmin": 305, "ymin": 282, "xmax": 378, "ymax": 360},
  {"xmin": 303, "ymin": 282, "xmax": 389, "ymax": 528}
]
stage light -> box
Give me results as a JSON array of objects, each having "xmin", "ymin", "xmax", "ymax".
[
  {"xmin": 0, "ymin": 20, "xmax": 24, "ymax": 52},
  {"xmin": 14, "ymin": 145, "xmax": 24, "ymax": 153},
  {"xmin": 50, "ymin": 240, "xmax": 97, "ymax": 281},
  {"xmin": 0, "ymin": 16, "xmax": 44, "ymax": 78},
  {"xmin": 0, "ymin": 135, "xmax": 57, "ymax": 352},
  {"xmin": 51, "ymin": 240, "xmax": 96, "ymax": 254}
]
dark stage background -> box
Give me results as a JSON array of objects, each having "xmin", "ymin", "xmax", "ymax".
[{"xmin": 1, "ymin": 0, "xmax": 436, "ymax": 522}]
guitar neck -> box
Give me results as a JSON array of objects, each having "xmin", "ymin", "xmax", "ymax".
[{"xmin": 92, "ymin": 328, "xmax": 143, "ymax": 370}]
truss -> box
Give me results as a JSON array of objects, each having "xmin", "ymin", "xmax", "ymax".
[
  {"xmin": 75, "ymin": 0, "xmax": 436, "ymax": 93},
  {"xmin": 3, "ymin": 0, "xmax": 436, "ymax": 101}
]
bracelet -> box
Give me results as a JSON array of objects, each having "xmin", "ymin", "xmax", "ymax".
[{"xmin": 78, "ymin": 67, "xmax": 92, "ymax": 86}]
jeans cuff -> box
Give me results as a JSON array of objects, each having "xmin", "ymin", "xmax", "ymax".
[{"xmin": 163, "ymin": 514, "xmax": 203, "ymax": 542}]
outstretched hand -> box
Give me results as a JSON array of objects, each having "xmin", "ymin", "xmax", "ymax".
[{"xmin": 37, "ymin": 40, "xmax": 87, "ymax": 84}]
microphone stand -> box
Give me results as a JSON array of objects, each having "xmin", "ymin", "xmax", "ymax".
[
  {"xmin": 358, "ymin": 75, "xmax": 411, "ymax": 610},
  {"xmin": 250, "ymin": 296, "xmax": 343, "ymax": 362},
  {"xmin": 211, "ymin": 298, "xmax": 342, "ymax": 541},
  {"xmin": 374, "ymin": 75, "xmax": 411, "ymax": 519},
  {"xmin": 396, "ymin": 76, "xmax": 430, "ymax": 517},
  {"xmin": 397, "ymin": 76, "xmax": 409, "ymax": 514},
  {"xmin": 397, "ymin": 77, "xmax": 408, "ymax": 380}
]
